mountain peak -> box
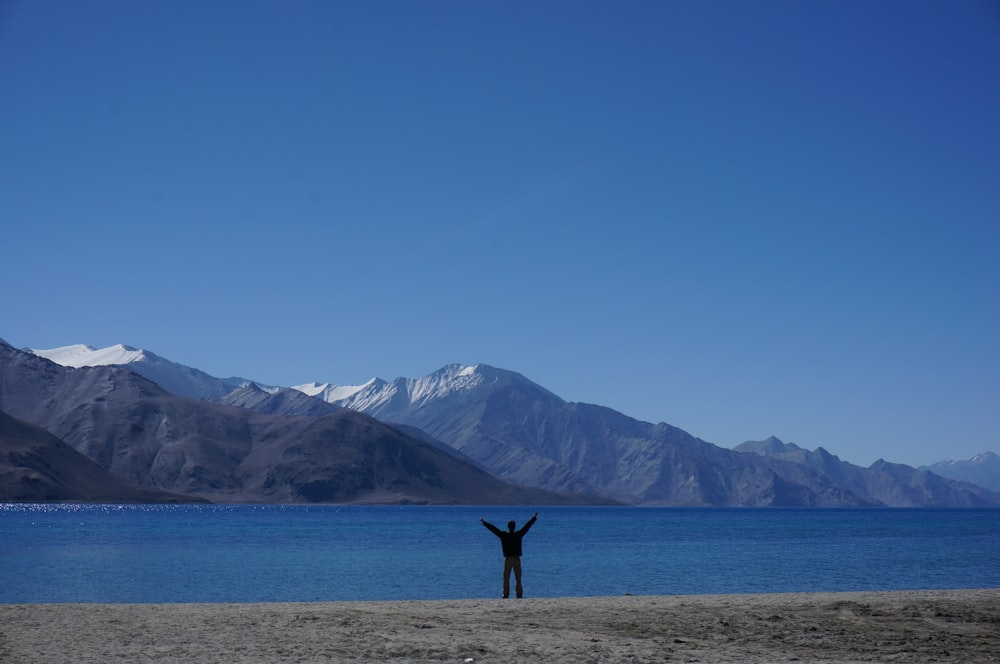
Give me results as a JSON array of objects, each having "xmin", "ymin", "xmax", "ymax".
[
  {"xmin": 734, "ymin": 436, "xmax": 803, "ymax": 456},
  {"xmin": 31, "ymin": 343, "xmax": 148, "ymax": 367},
  {"xmin": 405, "ymin": 363, "xmax": 561, "ymax": 405}
]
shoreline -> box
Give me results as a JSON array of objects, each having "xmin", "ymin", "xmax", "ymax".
[{"xmin": 3, "ymin": 589, "xmax": 998, "ymax": 663}]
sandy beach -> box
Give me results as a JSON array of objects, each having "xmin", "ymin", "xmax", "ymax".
[{"xmin": 2, "ymin": 589, "xmax": 998, "ymax": 663}]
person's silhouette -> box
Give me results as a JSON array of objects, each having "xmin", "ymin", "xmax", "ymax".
[{"xmin": 480, "ymin": 512, "xmax": 538, "ymax": 598}]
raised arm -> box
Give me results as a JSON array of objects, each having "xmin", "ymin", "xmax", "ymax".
[
  {"xmin": 518, "ymin": 513, "xmax": 538, "ymax": 535},
  {"xmin": 480, "ymin": 518, "xmax": 503, "ymax": 537}
]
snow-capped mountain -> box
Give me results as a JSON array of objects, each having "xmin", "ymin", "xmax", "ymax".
[
  {"xmin": 29, "ymin": 344, "xmax": 251, "ymax": 401},
  {"xmin": 298, "ymin": 363, "xmax": 560, "ymax": 419},
  {"xmin": 923, "ymin": 452, "xmax": 1000, "ymax": 493}
]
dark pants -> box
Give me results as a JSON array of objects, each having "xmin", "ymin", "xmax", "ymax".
[{"xmin": 502, "ymin": 556, "xmax": 523, "ymax": 598}]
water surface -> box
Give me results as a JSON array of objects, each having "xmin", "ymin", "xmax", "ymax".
[{"xmin": 2, "ymin": 504, "xmax": 998, "ymax": 603}]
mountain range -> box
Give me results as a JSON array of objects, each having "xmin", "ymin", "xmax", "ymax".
[
  {"xmin": 0, "ymin": 343, "xmax": 575, "ymax": 504},
  {"xmin": 3, "ymin": 340, "xmax": 998, "ymax": 506},
  {"xmin": 921, "ymin": 453, "xmax": 1000, "ymax": 493}
]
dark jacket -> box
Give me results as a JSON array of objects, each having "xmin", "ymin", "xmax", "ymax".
[{"xmin": 482, "ymin": 515, "xmax": 537, "ymax": 557}]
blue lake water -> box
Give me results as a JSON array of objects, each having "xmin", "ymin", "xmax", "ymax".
[{"xmin": 2, "ymin": 504, "xmax": 999, "ymax": 603}]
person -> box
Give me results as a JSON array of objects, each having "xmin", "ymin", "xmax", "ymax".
[{"xmin": 480, "ymin": 512, "xmax": 538, "ymax": 598}]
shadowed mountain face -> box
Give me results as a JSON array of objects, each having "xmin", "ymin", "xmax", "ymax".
[
  {"xmin": 0, "ymin": 344, "xmax": 583, "ymax": 504},
  {"xmin": 215, "ymin": 383, "xmax": 345, "ymax": 417},
  {"xmin": 0, "ymin": 411, "xmax": 199, "ymax": 503}
]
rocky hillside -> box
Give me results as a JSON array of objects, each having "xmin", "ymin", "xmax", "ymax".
[{"xmin": 0, "ymin": 411, "xmax": 199, "ymax": 502}]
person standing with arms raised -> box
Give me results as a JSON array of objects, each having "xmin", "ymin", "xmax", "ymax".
[{"xmin": 480, "ymin": 512, "xmax": 538, "ymax": 598}]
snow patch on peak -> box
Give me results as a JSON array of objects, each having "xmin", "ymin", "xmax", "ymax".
[
  {"xmin": 293, "ymin": 381, "xmax": 329, "ymax": 397},
  {"xmin": 32, "ymin": 343, "xmax": 147, "ymax": 368},
  {"xmin": 407, "ymin": 364, "xmax": 487, "ymax": 403},
  {"xmin": 292, "ymin": 380, "xmax": 374, "ymax": 402}
]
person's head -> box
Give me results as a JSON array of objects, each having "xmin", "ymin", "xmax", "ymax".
[{"xmin": 508, "ymin": 520, "xmax": 516, "ymax": 532}]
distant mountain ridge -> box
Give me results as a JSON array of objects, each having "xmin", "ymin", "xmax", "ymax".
[
  {"xmin": 19, "ymin": 341, "xmax": 1000, "ymax": 507},
  {"xmin": 734, "ymin": 437, "xmax": 997, "ymax": 507},
  {"xmin": 219, "ymin": 383, "xmax": 345, "ymax": 418},
  {"xmin": 922, "ymin": 452, "xmax": 1000, "ymax": 493}
]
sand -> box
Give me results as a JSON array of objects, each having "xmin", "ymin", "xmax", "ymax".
[{"xmin": 2, "ymin": 589, "xmax": 998, "ymax": 663}]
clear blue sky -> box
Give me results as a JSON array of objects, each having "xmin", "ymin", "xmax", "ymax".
[{"xmin": 2, "ymin": 1, "xmax": 998, "ymax": 467}]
